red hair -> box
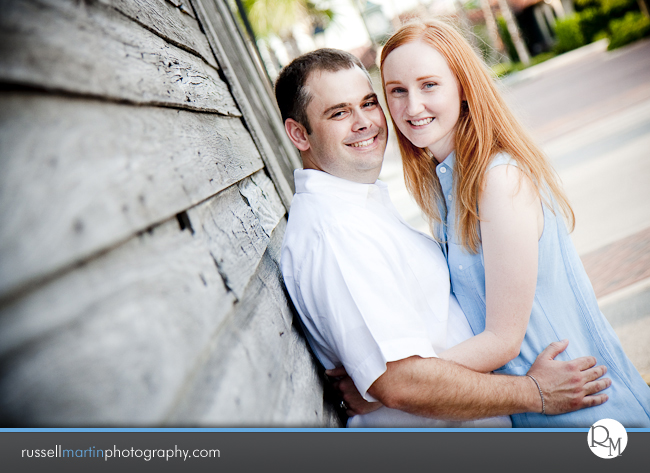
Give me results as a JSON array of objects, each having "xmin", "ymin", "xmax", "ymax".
[{"xmin": 380, "ymin": 19, "xmax": 574, "ymax": 252}]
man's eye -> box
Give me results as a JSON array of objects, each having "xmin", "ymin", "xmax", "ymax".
[
  {"xmin": 363, "ymin": 100, "xmax": 377, "ymax": 108},
  {"xmin": 330, "ymin": 110, "xmax": 345, "ymax": 118}
]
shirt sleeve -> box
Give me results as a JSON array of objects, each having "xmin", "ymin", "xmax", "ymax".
[{"xmin": 294, "ymin": 228, "xmax": 439, "ymax": 402}]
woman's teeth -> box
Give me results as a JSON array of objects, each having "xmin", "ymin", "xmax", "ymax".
[{"xmin": 410, "ymin": 118, "xmax": 433, "ymax": 126}]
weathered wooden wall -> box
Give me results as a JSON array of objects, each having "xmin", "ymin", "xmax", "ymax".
[{"xmin": 0, "ymin": 0, "xmax": 338, "ymax": 426}]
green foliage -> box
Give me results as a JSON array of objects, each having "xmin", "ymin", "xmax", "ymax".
[
  {"xmin": 578, "ymin": 8, "xmax": 609, "ymax": 42},
  {"xmin": 608, "ymin": 11, "xmax": 650, "ymax": 49},
  {"xmin": 571, "ymin": 0, "xmax": 645, "ymax": 47},
  {"xmin": 574, "ymin": 0, "xmax": 600, "ymax": 9},
  {"xmin": 472, "ymin": 23, "xmax": 497, "ymax": 63},
  {"xmin": 242, "ymin": 0, "xmax": 335, "ymax": 38},
  {"xmin": 574, "ymin": 0, "xmax": 637, "ymax": 12},
  {"xmin": 600, "ymin": 0, "xmax": 638, "ymax": 15},
  {"xmin": 490, "ymin": 52, "xmax": 557, "ymax": 78},
  {"xmin": 554, "ymin": 14, "xmax": 587, "ymax": 53},
  {"xmin": 593, "ymin": 30, "xmax": 610, "ymax": 41},
  {"xmin": 491, "ymin": 61, "xmax": 516, "ymax": 78},
  {"xmin": 496, "ymin": 16, "xmax": 519, "ymax": 63},
  {"xmin": 529, "ymin": 51, "xmax": 557, "ymax": 66}
]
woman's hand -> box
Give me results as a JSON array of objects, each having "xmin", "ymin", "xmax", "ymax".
[{"xmin": 326, "ymin": 366, "xmax": 383, "ymax": 416}]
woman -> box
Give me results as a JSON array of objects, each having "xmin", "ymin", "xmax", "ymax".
[{"xmin": 335, "ymin": 19, "xmax": 649, "ymax": 427}]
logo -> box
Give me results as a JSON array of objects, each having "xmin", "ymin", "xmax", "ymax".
[{"xmin": 588, "ymin": 418, "xmax": 627, "ymax": 458}]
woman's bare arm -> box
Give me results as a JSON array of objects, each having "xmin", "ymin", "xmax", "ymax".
[{"xmin": 439, "ymin": 164, "xmax": 544, "ymax": 372}]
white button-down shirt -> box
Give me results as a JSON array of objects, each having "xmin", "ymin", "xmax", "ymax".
[{"xmin": 281, "ymin": 169, "xmax": 511, "ymax": 427}]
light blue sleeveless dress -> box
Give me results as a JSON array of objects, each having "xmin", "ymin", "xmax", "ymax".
[{"xmin": 435, "ymin": 151, "xmax": 650, "ymax": 427}]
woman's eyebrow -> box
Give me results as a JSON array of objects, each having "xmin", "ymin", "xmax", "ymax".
[{"xmin": 385, "ymin": 75, "xmax": 442, "ymax": 86}]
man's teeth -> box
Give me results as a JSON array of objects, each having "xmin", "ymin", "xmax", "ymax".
[
  {"xmin": 349, "ymin": 137, "xmax": 374, "ymax": 147},
  {"xmin": 410, "ymin": 117, "xmax": 433, "ymax": 126}
]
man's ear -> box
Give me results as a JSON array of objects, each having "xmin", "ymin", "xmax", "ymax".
[{"xmin": 285, "ymin": 119, "xmax": 310, "ymax": 152}]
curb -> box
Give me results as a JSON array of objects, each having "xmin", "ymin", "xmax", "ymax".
[
  {"xmin": 598, "ymin": 278, "xmax": 650, "ymax": 310},
  {"xmin": 598, "ymin": 279, "xmax": 650, "ymax": 386},
  {"xmin": 598, "ymin": 277, "xmax": 650, "ymax": 329},
  {"xmin": 499, "ymin": 39, "xmax": 609, "ymax": 87}
]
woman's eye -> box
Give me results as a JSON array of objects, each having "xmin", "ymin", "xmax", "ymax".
[
  {"xmin": 424, "ymin": 82, "xmax": 437, "ymax": 89},
  {"xmin": 391, "ymin": 87, "xmax": 406, "ymax": 95}
]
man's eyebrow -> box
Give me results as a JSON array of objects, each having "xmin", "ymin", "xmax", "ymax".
[
  {"xmin": 322, "ymin": 102, "xmax": 350, "ymax": 117},
  {"xmin": 322, "ymin": 93, "xmax": 378, "ymax": 117}
]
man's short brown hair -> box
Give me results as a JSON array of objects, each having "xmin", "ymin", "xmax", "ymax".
[{"xmin": 274, "ymin": 49, "xmax": 368, "ymax": 134}]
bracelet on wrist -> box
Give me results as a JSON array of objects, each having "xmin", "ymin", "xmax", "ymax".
[{"xmin": 526, "ymin": 374, "xmax": 546, "ymax": 415}]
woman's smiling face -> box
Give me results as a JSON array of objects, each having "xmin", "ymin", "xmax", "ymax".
[{"xmin": 383, "ymin": 41, "xmax": 463, "ymax": 161}]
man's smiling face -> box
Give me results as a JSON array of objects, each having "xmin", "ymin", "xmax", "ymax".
[{"xmin": 299, "ymin": 66, "xmax": 388, "ymax": 183}]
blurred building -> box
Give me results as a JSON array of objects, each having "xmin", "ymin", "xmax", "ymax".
[{"xmin": 469, "ymin": 0, "xmax": 575, "ymax": 56}]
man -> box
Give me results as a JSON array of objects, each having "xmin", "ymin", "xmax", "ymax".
[{"xmin": 275, "ymin": 49, "xmax": 610, "ymax": 427}]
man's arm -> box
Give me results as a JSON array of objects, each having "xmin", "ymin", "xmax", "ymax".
[{"xmin": 338, "ymin": 340, "xmax": 610, "ymax": 420}]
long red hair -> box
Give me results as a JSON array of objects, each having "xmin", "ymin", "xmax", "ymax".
[{"xmin": 380, "ymin": 19, "xmax": 574, "ymax": 253}]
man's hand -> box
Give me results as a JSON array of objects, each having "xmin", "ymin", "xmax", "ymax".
[
  {"xmin": 527, "ymin": 339, "xmax": 611, "ymax": 415},
  {"xmin": 326, "ymin": 366, "xmax": 383, "ymax": 416}
]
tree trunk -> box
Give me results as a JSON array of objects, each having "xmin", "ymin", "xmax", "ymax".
[
  {"xmin": 455, "ymin": 0, "xmax": 479, "ymax": 51},
  {"xmin": 497, "ymin": 0, "xmax": 531, "ymax": 66},
  {"xmin": 480, "ymin": 0, "xmax": 505, "ymax": 62},
  {"xmin": 282, "ymin": 31, "xmax": 301, "ymax": 61}
]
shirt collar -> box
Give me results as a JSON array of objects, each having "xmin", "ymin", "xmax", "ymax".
[
  {"xmin": 437, "ymin": 150, "xmax": 455, "ymax": 173},
  {"xmin": 294, "ymin": 168, "xmax": 388, "ymax": 207}
]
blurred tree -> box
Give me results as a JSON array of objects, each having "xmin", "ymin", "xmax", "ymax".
[
  {"xmin": 479, "ymin": 0, "xmax": 506, "ymax": 61},
  {"xmin": 242, "ymin": 0, "xmax": 335, "ymax": 58},
  {"xmin": 497, "ymin": 0, "xmax": 531, "ymax": 65}
]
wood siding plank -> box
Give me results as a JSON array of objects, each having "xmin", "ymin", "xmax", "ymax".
[
  {"xmin": 192, "ymin": 0, "xmax": 299, "ymax": 209},
  {"xmin": 165, "ymin": 218, "xmax": 340, "ymax": 426},
  {"xmin": 101, "ymin": 0, "xmax": 216, "ymax": 68},
  {"xmin": 0, "ymin": 179, "xmax": 285, "ymax": 424},
  {"xmin": 0, "ymin": 218, "xmax": 236, "ymax": 424},
  {"xmin": 0, "ymin": 93, "xmax": 263, "ymax": 298},
  {"xmin": 188, "ymin": 170, "xmax": 285, "ymax": 301},
  {"xmin": 0, "ymin": 0, "xmax": 239, "ymax": 115}
]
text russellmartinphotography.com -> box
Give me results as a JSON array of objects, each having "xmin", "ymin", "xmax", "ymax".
[{"xmin": 20, "ymin": 445, "xmax": 221, "ymax": 461}]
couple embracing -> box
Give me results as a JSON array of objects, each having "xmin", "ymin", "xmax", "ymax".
[{"xmin": 275, "ymin": 19, "xmax": 650, "ymax": 427}]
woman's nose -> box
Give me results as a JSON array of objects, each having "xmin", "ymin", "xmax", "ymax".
[{"xmin": 407, "ymin": 95, "xmax": 424, "ymax": 116}]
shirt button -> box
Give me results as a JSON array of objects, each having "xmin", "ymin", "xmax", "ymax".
[
  {"xmin": 440, "ymin": 167, "xmax": 447, "ymax": 173},
  {"xmin": 459, "ymin": 265, "xmax": 463, "ymax": 270},
  {"xmin": 447, "ymin": 194, "xmax": 452, "ymax": 201}
]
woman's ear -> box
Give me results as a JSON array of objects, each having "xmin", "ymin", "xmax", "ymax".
[{"xmin": 285, "ymin": 119, "xmax": 310, "ymax": 152}]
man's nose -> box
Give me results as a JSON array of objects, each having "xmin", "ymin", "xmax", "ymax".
[{"xmin": 351, "ymin": 110, "xmax": 372, "ymax": 131}]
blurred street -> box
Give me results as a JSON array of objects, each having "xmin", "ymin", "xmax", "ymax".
[{"xmin": 379, "ymin": 38, "xmax": 650, "ymax": 381}]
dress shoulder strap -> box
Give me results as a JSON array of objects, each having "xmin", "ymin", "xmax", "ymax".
[{"xmin": 487, "ymin": 152, "xmax": 518, "ymax": 170}]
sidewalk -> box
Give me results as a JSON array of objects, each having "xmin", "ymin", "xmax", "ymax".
[
  {"xmin": 582, "ymin": 228, "xmax": 650, "ymax": 383},
  {"xmin": 500, "ymin": 39, "xmax": 609, "ymax": 88}
]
